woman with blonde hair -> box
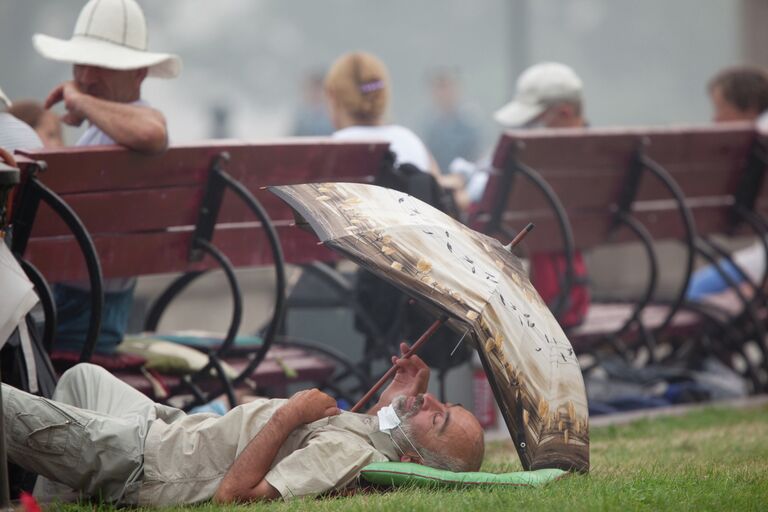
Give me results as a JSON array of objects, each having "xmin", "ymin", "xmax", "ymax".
[
  {"xmin": 328, "ymin": 53, "xmax": 466, "ymax": 369},
  {"xmin": 325, "ymin": 51, "xmax": 440, "ymax": 176}
]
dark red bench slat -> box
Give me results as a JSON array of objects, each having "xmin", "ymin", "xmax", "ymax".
[
  {"xmin": 482, "ymin": 202, "xmax": 752, "ymax": 252},
  {"xmin": 29, "ymin": 185, "xmax": 342, "ymax": 237},
  {"xmin": 17, "ymin": 139, "xmax": 388, "ymax": 280},
  {"xmin": 31, "ymin": 186, "xmax": 203, "ymax": 237},
  {"xmin": 24, "ymin": 224, "xmax": 331, "ymax": 281},
  {"xmin": 481, "ymin": 123, "xmax": 766, "ymax": 251},
  {"xmin": 16, "ymin": 140, "xmax": 388, "ymax": 194},
  {"xmin": 489, "ymin": 124, "xmax": 758, "ymax": 210}
]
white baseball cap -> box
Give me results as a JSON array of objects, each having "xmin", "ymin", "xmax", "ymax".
[
  {"xmin": 494, "ymin": 62, "xmax": 583, "ymax": 128},
  {"xmin": 33, "ymin": 0, "xmax": 181, "ymax": 79}
]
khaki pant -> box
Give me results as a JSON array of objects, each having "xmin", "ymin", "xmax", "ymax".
[{"xmin": 3, "ymin": 363, "xmax": 184, "ymax": 504}]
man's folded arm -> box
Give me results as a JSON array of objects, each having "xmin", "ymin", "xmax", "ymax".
[
  {"xmin": 77, "ymin": 94, "xmax": 168, "ymax": 154},
  {"xmin": 213, "ymin": 389, "xmax": 339, "ymax": 504},
  {"xmin": 212, "ymin": 406, "xmax": 297, "ymax": 503},
  {"xmin": 263, "ymin": 431, "xmax": 386, "ymax": 500}
]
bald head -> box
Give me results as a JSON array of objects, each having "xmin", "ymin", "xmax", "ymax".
[{"xmin": 391, "ymin": 394, "xmax": 485, "ymax": 472}]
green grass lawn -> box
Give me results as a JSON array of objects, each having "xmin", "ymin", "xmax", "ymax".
[{"xmin": 63, "ymin": 405, "xmax": 768, "ymax": 511}]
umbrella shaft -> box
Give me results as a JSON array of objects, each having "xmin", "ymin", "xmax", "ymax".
[
  {"xmin": 505, "ymin": 222, "xmax": 535, "ymax": 250},
  {"xmin": 350, "ymin": 316, "xmax": 447, "ymax": 413}
]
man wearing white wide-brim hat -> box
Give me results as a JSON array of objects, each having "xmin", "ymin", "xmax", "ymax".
[
  {"xmin": 33, "ymin": 0, "xmax": 181, "ymax": 154},
  {"xmin": 32, "ymin": 0, "xmax": 183, "ymax": 367}
]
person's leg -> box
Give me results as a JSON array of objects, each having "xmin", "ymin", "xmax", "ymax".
[
  {"xmin": 53, "ymin": 363, "xmax": 158, "ymax": 419},
  {"xmin": 3, "ymin": 382, "xmax": 144, "ymax": 503},
  {"xmin": 29, "ymin": 364, "xmax": 186, "ymax": 503},
  {"xmin": 54, "ymin": 363, "xmax": 187, "ymax": 424}
]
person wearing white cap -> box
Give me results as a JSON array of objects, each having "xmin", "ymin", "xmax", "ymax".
[
  {"xmin": 33, "ymin": 0, "xmax": 181, "ymax": 154},
  {"xmin": 0, "ymin": 86, "xmax": 45, "ymax": 152},
  {"xmin": 457, "ymin": 62, "xmax": 587, "ymax": 204},
  {"xmin": 456, "ymin": 62, "xmax": 590, "ymax": 329},
  {"xmin": 30, "ymin": 0, "xmax": 182, "ymax": 373},
  {"xmin": 493, "ymin": 62, "xmax": 585, "ymax": 129}
]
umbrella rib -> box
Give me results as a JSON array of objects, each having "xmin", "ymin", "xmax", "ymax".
[{"xmin": 449, "ymin": 329, "xmax": 470, "ymax": 357}]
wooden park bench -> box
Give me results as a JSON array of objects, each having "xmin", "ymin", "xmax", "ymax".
[
  {"xmin": 471, "ymin": 124, "xmax": 768, "ymax": 392},
  {"xmin": 9, "ymin": 139, "xmax": 390, "ymax": 407}
]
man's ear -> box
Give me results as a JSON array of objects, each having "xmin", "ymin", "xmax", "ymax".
[
  {"xmin": 553, "ymin": 103, "xmax": 571, "ymax": 119},
  {"xmin": 399, "ymin": 454, "xmax": 423, "ymax": 464}
]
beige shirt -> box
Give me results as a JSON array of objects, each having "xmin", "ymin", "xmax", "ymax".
[{"xmin": 138, "ymin": 398, "xmax": 398, "ymax": 506}]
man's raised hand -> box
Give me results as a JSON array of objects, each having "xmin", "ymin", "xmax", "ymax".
[
  {"xmin": 45, "ymin": 81, "xmax": 86, "ymax": 126},
  {"xmin": 285, "ymin": 388, "xmax": 340, "ymax": 425},
  {"xmin": 378, "ymin": 342, "xmax": 431, "ymax": 406}
]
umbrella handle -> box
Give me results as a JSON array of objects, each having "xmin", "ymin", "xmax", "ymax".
[
  {"xmin": 350, "ymin": 222, "xmax": 533, "ymax": 413},
  {"xmin": 350, "ymin": 316, "xmax": 448, "ymax": 413},
  {"xmin": 504, "ymin": 222, "xmax": 535, "ymax": 251}
]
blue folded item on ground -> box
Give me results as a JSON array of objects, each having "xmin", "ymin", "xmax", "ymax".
[
  {"xmin": 589, "ymin": 396, "xmax": 671, "ymax": 415},
  {"xmin": 585, "ymin": 357, "xmax": 746, "ymax": 415},
  {"xmin": 189, "ymin": 399, "xmax": 229, "ymax": 416},
  {"xmin": 686, "ymin": 259, "xmax": 744, "ymax": 300},
  {"xmin": 663, "ymin": 381, "xmax": 712, "ymax": 404}
]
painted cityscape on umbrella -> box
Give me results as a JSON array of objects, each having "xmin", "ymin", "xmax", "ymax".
[{"xmin": 271, "ymin": 182, "xmax": 589, "ymax": 472}]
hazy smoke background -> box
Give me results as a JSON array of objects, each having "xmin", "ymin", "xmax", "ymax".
[{"xmin": 1, "ymin": 0, "xmax": 764, "ymax": 149}]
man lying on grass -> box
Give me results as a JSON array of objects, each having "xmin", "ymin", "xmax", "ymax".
[{"xmin": 3, "ymin": 343, "xmax": 484, "ymax": 506}]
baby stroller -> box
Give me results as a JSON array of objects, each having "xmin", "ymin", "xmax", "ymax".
[{"xmin": 1, "ymin": 154, "xmax": 58, "ymax": 502}]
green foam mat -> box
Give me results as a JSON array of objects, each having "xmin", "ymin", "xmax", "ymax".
[{"xmin": 360, "ymin": 462, "xmax": 567, "ymax": 488}]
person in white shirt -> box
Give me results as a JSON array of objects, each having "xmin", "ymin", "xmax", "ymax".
[
  {"xmin": 457, "ymin": 62, "xmax": 587, "ymax": 207},
  {"xmin": 7, "ymin": 100, "xmax": 64, "ymax": 148},
  {"xmin": 324, "ymin": 51, "xmax": 439, "ymax": 175},
  {"xmin": 0, "ymin": 87, "xmax": 44, "ymax": 152}
]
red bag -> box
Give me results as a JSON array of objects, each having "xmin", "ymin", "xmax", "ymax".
[{"xmin": 530, "ymin": 251, "xmax": 590, "ymax": 328}]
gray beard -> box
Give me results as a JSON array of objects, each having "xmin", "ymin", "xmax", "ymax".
[
  {"xmin": 391, "ymin": 394, "xmax": 424, "ymax": 420},
  {"xmin": 387, "ymin": 395, "xmax": 426, "ymax": 457}
]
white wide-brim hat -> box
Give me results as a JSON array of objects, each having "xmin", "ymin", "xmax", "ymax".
[
  {"xmin": 33, "ymin": 34, "xmax": 181, "ymax": 78},
  {"xmin": 32, "ymin": 0, "xmax": 181, "ymax": 79},
  {"xmin": 0, "ymin": 86, "xmax": 11, "ymax": 109}
]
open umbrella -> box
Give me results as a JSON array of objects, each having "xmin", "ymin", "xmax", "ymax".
[{"xmin": 270, "ymin": 182, "xmax": 589, "ymax": 472}]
